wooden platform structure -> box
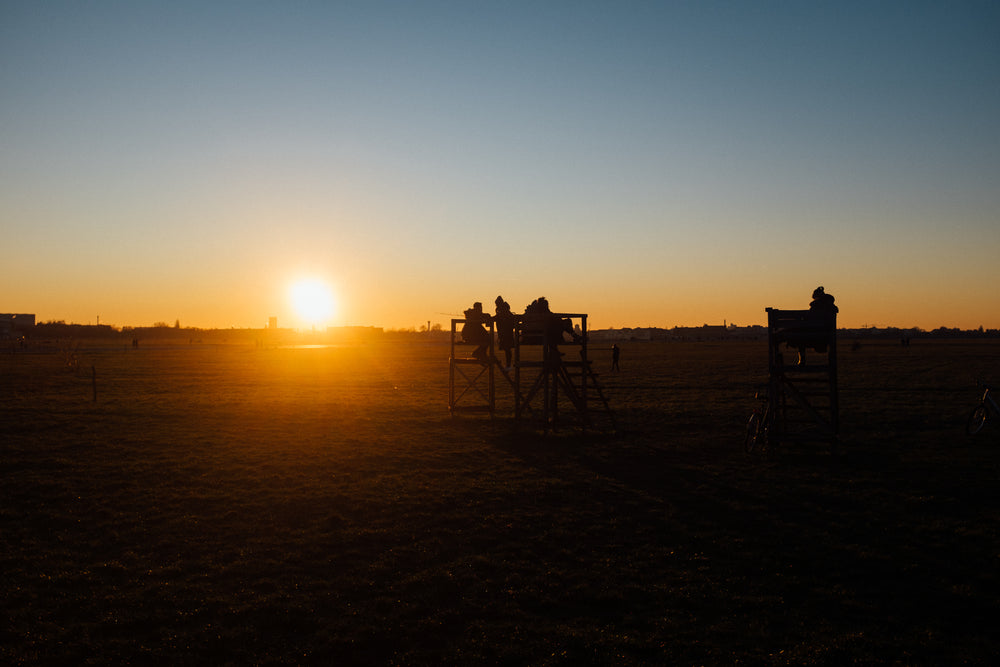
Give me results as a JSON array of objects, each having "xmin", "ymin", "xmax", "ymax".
[
  {"xmin": 449, "ymin": 312, "xmax": 615, "ymax": 431},
  {"xmin": 448, "ymin": 318, "xmax": 497, "ymax": 416},
  {"xmin": 766, "ymin": 307, "xmax": 839, "ymax": 449}
]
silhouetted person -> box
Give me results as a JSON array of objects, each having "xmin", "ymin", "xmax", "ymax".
[
  {"xmin": 494, "ymin": 295, "xmax": 515, "ymax": 369},
  {"xmin": 611, "ymin": 343, "xmax": 620, "ymax": 372},
  {"xmin": 524, "ymin": 296, "xmax": 576, "ymax": 363},
  {"xmin": 461, "ymin": 301, "xmax": 491, "ymax": 363},
  {"xmin": 522, "ymin": 297, "xmax": 551, "ymax": 346},
  {"xmin": 796, "ymin": 286, "xmax": 838, "ymax": 363},
  {"xmin": 525, "ymin": 296, "xmax": 556, "ymax": 357},
  {"xmin": 809, "ymin": 286, "xmax": 838, "ymax": 316},
  {"xmin": 524, "ymin": 296, "xmax": 551, "ymax": 316}
]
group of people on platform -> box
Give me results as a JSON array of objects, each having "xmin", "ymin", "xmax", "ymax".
[
  {"xmin": 461, "ymin": 297, "xmax": 515, "ymax": 367},
  {"xmin": 461, "ymin": 295, "xmax": 582, "ymax": 369},
  {"xmin": 460, "ymin": 286, "xmax": 837, "ymax": 370}
]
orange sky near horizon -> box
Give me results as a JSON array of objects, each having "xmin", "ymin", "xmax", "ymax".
[
  {"xmin": 3, "ymin": 3, "xmax": 998, "ymax": 332},
  {"xmin": 12, "ymin": 270, "xmax": 994, "ymax": 333}
]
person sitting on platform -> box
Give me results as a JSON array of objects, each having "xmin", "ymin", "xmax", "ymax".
[
  {"xmin": 795, "ymin": 286, "xmax": 839, "ymax": 364},
  {"xmin": 809, "ymin": 286, "xmax": 839, "ymax": 317},
  {"xmin": 494, "ymin": 295, "xmax": 515, "ymax": 370},
  {"xmin": 462, "ymin": 301, "xmax": 491, "ymax": 363},
  {"xmin": 521, "ymin": 297, "xmax": 550, "ymax": 346},
  {"xmin": 523, "ymin": 296, "xmax": 577, "ymax": 363}
]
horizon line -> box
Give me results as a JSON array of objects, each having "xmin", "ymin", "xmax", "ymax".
[{"xmin": 19, "ymin": 320, "xmax": 1000, "ymax": 334}]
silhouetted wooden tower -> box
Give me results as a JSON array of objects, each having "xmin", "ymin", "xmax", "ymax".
[
  {"xmin": 449, "ymin": 311, "xmax": 614, "ymax": 431},
  {"xmin": 766, "ymin": 307, "xmax": 839, "ymax": 449},
  {"xmin": 449, "ymin": 317, "xmax": 496, "ymax": 416}
]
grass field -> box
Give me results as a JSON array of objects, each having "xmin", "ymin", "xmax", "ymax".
[{"xmin": 3, "ymin": 338, "xmax": 1000, "ymax": 664}]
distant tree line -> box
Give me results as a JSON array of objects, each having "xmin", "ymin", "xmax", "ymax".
[{"xmin": 34, "ymin": 321, "xmax": 117, "ymax": 339}]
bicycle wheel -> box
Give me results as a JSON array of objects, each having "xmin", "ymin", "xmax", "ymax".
[
  {"xmin": 966, "ymin": 404, "xmax": 988, "ymax": 435},
  {"xmin": 744, "ymin": 412, "xmax": 761, "ymax": 453}
]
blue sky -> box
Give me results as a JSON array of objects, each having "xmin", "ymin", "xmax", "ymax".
[{"xmin": 2, "ymin": 1, "xmax": 998, "ymax": 330}]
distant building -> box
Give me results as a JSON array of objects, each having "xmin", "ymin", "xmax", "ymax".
[
  {"xmin": 0, "ymin": 313, "xmax": 35, "ymax": 337},
  {"xmin": 268, "ymin": 316, "xmax": 278, "ymax": 330}
]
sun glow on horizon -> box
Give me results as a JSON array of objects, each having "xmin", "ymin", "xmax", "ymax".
[{"xmin": 289, "ymin": 278, "xmax": 336, "ymax": 329}]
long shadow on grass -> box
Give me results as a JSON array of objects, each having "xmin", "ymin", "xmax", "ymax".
[{"xmin": 457, "ymin": 420, "xmax": 1000, "ymax": 663}]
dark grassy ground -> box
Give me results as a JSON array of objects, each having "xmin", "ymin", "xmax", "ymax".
[{"xmin": 3, "ymin": 338, "xmax": 999, "ymax": 664}]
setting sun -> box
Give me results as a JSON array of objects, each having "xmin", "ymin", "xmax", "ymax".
[{"xmin": 290, "ymin": 278, "xmax": 335, "ymax": 329}]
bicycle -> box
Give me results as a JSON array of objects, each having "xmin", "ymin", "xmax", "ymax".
[
  {"xmin": 965, "ymin": 382, "xmax": 998, "ymax": 435},
  {"xmin": 744, "ymin": 388, "xmax": 771, "ymax": 454}
]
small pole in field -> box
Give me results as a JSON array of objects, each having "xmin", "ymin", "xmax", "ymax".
[{"xmin": 92, "ymin": 365, "xmax": 97, "ymax": 402}]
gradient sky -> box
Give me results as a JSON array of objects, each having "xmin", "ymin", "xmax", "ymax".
[{"xmin": 3, "ymin": 1, "xmax": 998, "ymax": 331}]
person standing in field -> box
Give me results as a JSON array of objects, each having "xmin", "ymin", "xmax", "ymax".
[
  {"xmin": 611, "ymin": 343, "xmax": 620, "ymax": 372},
  {"xmin": 494, "ymin": 295, "xmax": 515, "ymax": 370}
]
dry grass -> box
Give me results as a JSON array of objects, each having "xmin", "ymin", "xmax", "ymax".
[{"xmin": 3, "ymin": 338, "xmax": 1000, "ymax": 664}]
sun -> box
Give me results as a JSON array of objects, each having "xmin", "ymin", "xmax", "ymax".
[{"xmin": 290, "ymin": 278, "xmax": 335, "ymax": 328}]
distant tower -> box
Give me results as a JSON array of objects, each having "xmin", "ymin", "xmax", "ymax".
[{"xmin": 268, "ymin": 316, "xmax": 277, "ymax": 330}]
